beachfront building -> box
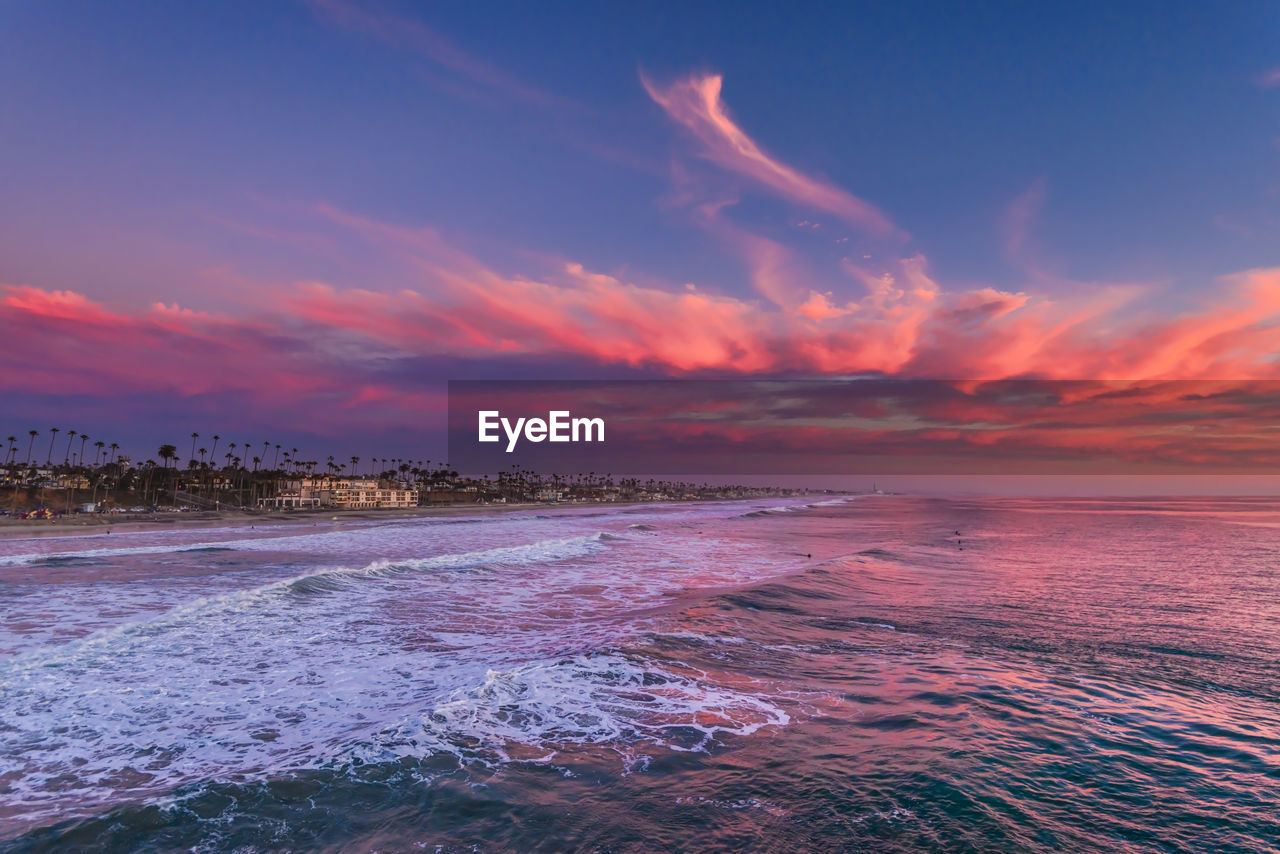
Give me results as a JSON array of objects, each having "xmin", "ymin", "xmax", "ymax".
[
  {"xmin": 256, "ymin": 477, "xmax": 326, "ymax": 509},
  {"xmin": 264, "ymin": 477, "xmax": 414, "ymax": 509},
  {"xmin": 328, "ymin": 479, "xmax": 416, "ymax": 509},
  {"xmin": 257, "ymin": 491, "xmax": 322, "ymax": 510},
  {"xmin": 257, "ymin": 477, "xmax": 416, "ymax": 509}
]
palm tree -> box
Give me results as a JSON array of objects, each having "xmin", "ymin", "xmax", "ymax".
[
  {"xmin": 24, "ymin": 430, "xmax": 37, "ymax": 466},
  {"xmin": 189, "ymin": 432, "xmax": 199, "ymax": 464},
  {"xmin": 78, "ymin": 434, "xmax": 89, "ymax": 466},
  {"xmin": 350, "ymin": 456, "xmax": 359, "ymax": 477},
  {"xmin": 109, "ymin": 443, "xmax": 119, "ymax": 464},
  {"xmin": 94, "ymin": 441, "xmax": 105, "ymax": 466},
  {"xmin": 142, "ymin": 460, "xmax": 156, "ymax": 505},
  {"xmin": 156, "ymin": 445, "xmax": 177, "ymax": 503},
  {"xmin": 46, "ymin": 428, "xmax": 59, "ymax": 465},
  {"xmin": 64, "ymin": 430, "xmax": 76, "ymax": 464},
  {"xmin": 8, "ymin": 436, "xmax": 22, "ymax": 513},
  {"xmin": 273, "ymin": 444, "xmax": 281, "ymax": 468},
  {"xmin": 210, "ymin": 434, "xmax": 220, "ymax": 460}
]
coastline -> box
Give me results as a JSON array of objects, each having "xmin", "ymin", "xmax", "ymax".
[
  {"xmin": 0, "ymin": 497, "xmax": 783, "ymax": 542},
  {"xmin": 0, "ymin": 503, "xmax": 551, "ymax": 540}
]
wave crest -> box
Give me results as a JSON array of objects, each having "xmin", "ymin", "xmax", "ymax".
[{"xmin": 358, "ymin": 651, "xmax": 790, "ymax": 767}]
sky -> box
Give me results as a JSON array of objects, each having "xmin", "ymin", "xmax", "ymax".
[{"xmin": 2, "ymin": 1, "xmax": 1280, "ymax": 469}]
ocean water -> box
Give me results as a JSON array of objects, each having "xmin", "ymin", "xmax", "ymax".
[{"xmin": 1, "ymin": 496, "xmax": 1278, "ymax": 852}]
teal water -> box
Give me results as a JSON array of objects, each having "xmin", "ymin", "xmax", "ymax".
[{"xmin": 1, "ymin": 497, "xmax": 1278, "ymax": 851}]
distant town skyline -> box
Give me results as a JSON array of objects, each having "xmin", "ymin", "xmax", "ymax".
[{"xmin": 3, "ymin": 1, "xmax": 1280, "ymax": 464}]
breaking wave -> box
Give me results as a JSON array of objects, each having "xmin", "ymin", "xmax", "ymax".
[
  {"xmin": 353, "ymin": 651, "xmax": 790, "ymax": 769},
  {"xmin": 0, "ymin": 534, "xmax": 614, "ymax": 828}
]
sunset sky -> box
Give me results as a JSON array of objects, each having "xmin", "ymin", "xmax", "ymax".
[{"xmin": 3, "ymin": 1, "xmax": 1280, "ymax": 464}]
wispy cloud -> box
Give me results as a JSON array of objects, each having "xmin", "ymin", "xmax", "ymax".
[
  {"xmin": 642, "ymin": 72, "xmax": 903, "ymax": 239},
  {"xmin": 1259, "ymin": 66, "xmax": 1280, "ymax": 88},
  {"xmin": 1001, "ymin": 176, "xmax": 1049, "ymax": 263},
  {"xmin": 306, "ymin": 0, "xmax": 566, "ymax": 107}
]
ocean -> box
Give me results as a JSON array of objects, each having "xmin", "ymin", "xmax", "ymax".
[{"xmin": 0, "ymin": 496, "xmax": 1277, "ymax": 852}]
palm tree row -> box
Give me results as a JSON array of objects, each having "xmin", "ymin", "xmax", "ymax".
[
  {"xmin": 4, "ymin": 429, "xmax": 800, "ymax": 512},
  {"xmin": 6, "ymin": 429, "xmax": 120, "ymax": 469},
  {"xmin": 3, "ymin": 428, "xmax": 471, "ymax": 509}
]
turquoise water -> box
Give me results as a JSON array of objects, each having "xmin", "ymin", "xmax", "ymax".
[{"xmin": 1, "ymin": 496, "xmax": 1278, "ymax": 851}]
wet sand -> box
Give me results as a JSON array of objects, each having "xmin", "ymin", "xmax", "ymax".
[
  {"xmin": 0, "ymin": 498, "xmax": 737, "ymax": 541},
  {"xmin": 0, "ymin": 502, "xmax": 557, "ymax": 540}
]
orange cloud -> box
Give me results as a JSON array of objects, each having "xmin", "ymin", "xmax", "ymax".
[
  {"xmin": 13, "ymin": 198, "xmax": 1279, "ymax": 406},
  {"xmin": 268, "ymin": 208, "xmax": 1280, "ymax": 381}
]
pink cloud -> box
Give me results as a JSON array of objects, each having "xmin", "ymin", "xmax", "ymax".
[
  {"xmin": 265, "ymin": 209, "xmax": 1280, "ymax": 381},
  {"xmin": 2, "ymin": 287, "xmax": 117, "ymax": 324},
  {"xmin": 642, "ymin": 72, "xmax": 903, "ymax": 239},
  {"xmin": 12, "ymin": 198, "xmax": 1280, "ymax": 430},
  {"xmin": 8, "ymin": 253, "xmax": 1280, "ymax": 466},
  {"xmin": 0, "ymin": 284, "xmax": 389, "ymax": 427},
  {"xmin": 796, "ymin": 290, "xmax": 856, "ymax": 321}
]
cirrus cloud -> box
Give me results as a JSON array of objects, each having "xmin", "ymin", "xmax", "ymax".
[{"xmin": 642, "ymin": 72, "xmax": 904, "ymax": 240}]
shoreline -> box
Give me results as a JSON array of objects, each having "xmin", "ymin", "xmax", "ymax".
[{"xmin": 0, "ymin": 496, "xmax": 810, "ymax": 542}]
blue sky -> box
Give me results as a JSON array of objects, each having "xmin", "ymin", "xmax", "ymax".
[
  {"xmin": 2, "ymin": 1, "xmax": 1280, "ymax": 460},
  {"xmin": 4, "ymin": 0, "xmax": 1277, "ymax": 303}
]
